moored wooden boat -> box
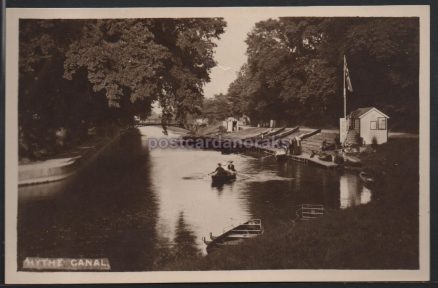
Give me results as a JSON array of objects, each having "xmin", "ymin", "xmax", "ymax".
[
  {"xmin": 242, "ymin": 130, "xmax": 267, "ymax": 141},
  {"xmin": 318, "ymin": 153, "xmax": 332, "ymax": 162},
  {"xmin": 203, "ymin": 219, "xmax": 263, "ymax": 253},
  {"xmin": 271, "ymin": 126, "xmax": 299, "ymax": 141},
  {"xmin": 299, "ymin": 128, "xmax": 321, "ymax": 140},
  {"xmin": 265, "ymin": 127, "xmax": 286, "ymax": 138}
]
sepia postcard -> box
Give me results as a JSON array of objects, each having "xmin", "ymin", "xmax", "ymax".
[{"xmin": 4, "ymin": 4, "xmax": 430, "ymax": 284}]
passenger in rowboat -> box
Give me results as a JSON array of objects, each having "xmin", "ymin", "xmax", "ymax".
[{"xmin": 227, "ymin": 161, "xmax": 236, "ymax": 172}]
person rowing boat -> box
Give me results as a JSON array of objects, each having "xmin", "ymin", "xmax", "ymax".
[
  {"xmin": 209, "ymin": 163, "xmax": 236, "ymax": 184},
  {"xmin": 209, "ymin": 163, "xmax": 228, "ymax": 176}
]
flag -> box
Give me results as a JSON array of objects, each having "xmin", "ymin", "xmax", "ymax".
[{"xmin": 344, "ymin": 55, "xmax": 353, "ymax": 92}]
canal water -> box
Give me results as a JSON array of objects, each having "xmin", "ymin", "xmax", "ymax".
[{"xmin": 18, "ymin": 126, "xmax": 372, "ymax": 271}]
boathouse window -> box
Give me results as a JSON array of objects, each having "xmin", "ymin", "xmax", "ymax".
[
  {"xmin": 370, "ymin": 121, "xmax": 377, "ymax": 130},
  {"xmin": 378, "ymin": 117, "xmax": 387, "ymax": 130}
]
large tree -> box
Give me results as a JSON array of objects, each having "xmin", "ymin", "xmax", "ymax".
[
  {"xmin": 19, "ymin": 18, "xmax": 226, "ymax": 158},
  {"xmin": 228, "ymin": 17, "xmax": 419, "ymax": 130}
]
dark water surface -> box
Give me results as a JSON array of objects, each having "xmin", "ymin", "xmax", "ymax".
[{"xmin": 18, "ymin": 126, "xmax": 372, "ymax": 271}]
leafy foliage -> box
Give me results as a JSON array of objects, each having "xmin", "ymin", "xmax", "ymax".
[
  {"xmin": 19, "ymin": 18, "xmax": 225, "ymax": 158},
  {"xmin": 228, "ymin": 17, "xmax": 419, "ymax": 129}
]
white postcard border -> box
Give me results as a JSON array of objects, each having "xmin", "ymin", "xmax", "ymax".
[{"xmin": 5, "ymin": 5, "xmax": 430, "ymax": 284}]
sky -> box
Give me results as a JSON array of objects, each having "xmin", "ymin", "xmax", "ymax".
[
  {"xmin": 203, "ymin": 16, "xmax": 269, "ymax": 99},
  {"xmin": 153, "ymin": 16, "xmax": 269, "ymax": 113}
]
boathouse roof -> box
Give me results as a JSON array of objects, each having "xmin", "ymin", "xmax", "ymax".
[{"xmin": 348, "ymin": 107, "xmax": 389, "ymax": 119}]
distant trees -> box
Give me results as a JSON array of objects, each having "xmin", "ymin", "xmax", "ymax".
[
  {"xmin": 19, "ymin": 18, "xmax": 226, "ymax": 158},
  {"xmin": 227, "ymin": 17, "xmax": 419, "ymax": 130},
  {"xmin": 202, "ymin": 93, "xmax": 231, "ymax": 123}
]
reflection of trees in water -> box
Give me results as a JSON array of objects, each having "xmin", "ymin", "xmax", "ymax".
[
  {"xmin": 322, "ymin": 170, "xmax": 341, "ymax": 209},
  {"xmin": 152, "ymin": 211, "xmax": 201, "ymax": 269},
  {"xmin": 243, "ymin": 160, "xmax": 344, "ymax": 227},
  {"xmin": 18, "ymin": 129, "xmax": 159, "ymax": 271},
  {"xmin": 173, "ymin": 212, "xmax": 200, "ymax": 258},
  {"xmin": 241, "ymin": 180, "xmax": 298, "ymax": 227},
  {"xmin": 284, "ymin": 164, "xmax": 341, "ymax": 210}
]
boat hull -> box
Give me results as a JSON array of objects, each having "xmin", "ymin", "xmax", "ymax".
[
  {"xmin": 211, "ymin": 174, "xmax": 236, "ymax": 184},
  {"xmin": 318, "ymin": 153, "xmax": 332, "ymax": 162},
  {"xmin": 205, "ymin": 219, "xmax": 263, "ymax": 253}
]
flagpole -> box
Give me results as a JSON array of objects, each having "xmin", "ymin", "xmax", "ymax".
[{"xmin": 343, "ymin": 55, "xmax": 346, "ymax": 118}]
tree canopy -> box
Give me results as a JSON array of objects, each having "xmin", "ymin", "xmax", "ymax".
[
  {"xmin": 19, "ymin": 18, "xmax": 226, "ymax": 158},
  {"xmin": 227, "ymin": 17, "xmax": 419, "ymax": 130}
]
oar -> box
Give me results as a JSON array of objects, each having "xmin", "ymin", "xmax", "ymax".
[{"xmin": 237, "ymin": 172, "xmax": 253, "ymax": 179}]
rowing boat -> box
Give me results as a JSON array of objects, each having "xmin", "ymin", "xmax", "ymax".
[
  {"xmin": 211, "ymin": 173, "xmax": 236, "ymax": 184},
  {"xmin": 203, "ymin": 219, "xmax": 263, "ymax": 253}
]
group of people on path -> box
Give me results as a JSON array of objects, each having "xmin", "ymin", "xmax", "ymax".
[
  {"xmin": 279, "ymin": 136, "xmax": 302, "ymax": 156},
  {"xmin": 210, "ymin": 161, "xmax": 236, "ymax": 176}
]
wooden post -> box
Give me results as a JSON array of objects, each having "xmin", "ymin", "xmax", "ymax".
[{"xmin": 343, "ymin": 55, "xmax": 347, "ymax": 118}]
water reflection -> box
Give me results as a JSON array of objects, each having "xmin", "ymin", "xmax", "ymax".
[
  {"xmin": 211, "ymin": 181, "xmax": 236, "ymax": 196},
  {"xmin": 173, "ymin": 212, "xmax": 201, "ymax": 257},
  {"xmin": 18, "ymin": 177, "xmax": 72, "ymax": 202},
  {"xmin": 18, "ymin": 129, "xmax": 158, "ymax": 271},
  {"xmin": 150, "ymin": 147, "xmax": 250, "ymax": 254},
  {"xmin": 339, "ymin": 173, "xmax": 372, "ymax": 209},
  {"xmin": 18, "ymin": 126, "xmax": 374, "ymax": 270}
]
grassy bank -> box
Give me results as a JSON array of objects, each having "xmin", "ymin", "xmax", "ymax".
[{"xmin": 156, "ymin": 137, "xmax": 419, "ymax": 270}]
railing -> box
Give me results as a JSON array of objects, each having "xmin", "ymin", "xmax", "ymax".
[{"xmin": 295, "ymin": 204, "xmax": 325, "ymax": 220}]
